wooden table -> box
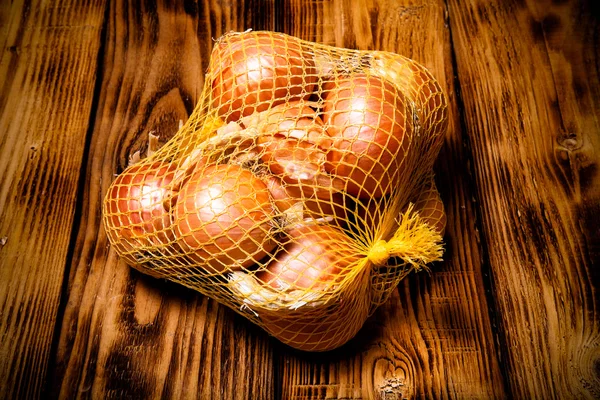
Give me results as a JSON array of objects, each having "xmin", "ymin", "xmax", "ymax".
[{"xmin": 1, "ymin": 0, "xmax": 598, "ymax": 398}]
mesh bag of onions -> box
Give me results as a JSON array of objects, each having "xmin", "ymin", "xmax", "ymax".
[{"xmin": 103, "ymin": 30, "xmax": 448, "ymax": 352}]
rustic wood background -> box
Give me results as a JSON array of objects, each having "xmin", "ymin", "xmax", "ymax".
[{"xmin": 0, "ymin": 0, "xmax": 598, "ymax": 399}]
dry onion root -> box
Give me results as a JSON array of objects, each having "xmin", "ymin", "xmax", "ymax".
[{"xmin": 102, "ymin": 30, "xmax": 448, "ymax": 353}]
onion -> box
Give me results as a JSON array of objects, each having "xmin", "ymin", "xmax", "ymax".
[
  {"xmin": 258, "ymin": 298, "xmax": 369, "ymax": 352},
  {"xmin": 256, "ymin": 235, "xmax": 369, "ymax": 352},
  {"xmin": 210, "ymin": 31, "xmax": 317, "ymax": 123},
  {"xmin": 321, "ymin": 73, "xmax": 412, "ymax": 198},
  {"xmin": 230, "ymin": 223, "xmax": 367, "ymax": 352},
  {"xmin": 105, "ymin": 161, "xmax": 176, "ymax": 253},
  {"xmin": 255, "ymin": 223, "xmax": 359, "ymax": 291},
  {"xmin": 371, "ymin": 53, "xmax": 447, "ymax": 147},
  {"xmin": 174, "ymin": 164, "xmax": 277, "ymax": 273}
]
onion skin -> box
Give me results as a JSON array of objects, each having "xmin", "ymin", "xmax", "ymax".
[
  {"xmin": 322, "ymin": 73, "xmax": 412, "ymax": 198},
  {"xmin": 255, "ymin": 223, "xmax": 359, "ymax": 291},
  {"xmin": 256, "ymin": 100, "xmax": 328, "ymax": 145},
  {"xmin": 105, "ymin": 161, "xmax": 176, "ymax": 253},
  {"xmin": 263, "ymin": 175, "xmax": 301, "ymax": 213},
  {"xmin": 174, "ymin": 164, "xmax": 277, "ymax": 273},
  {"xmin": 259, "ymin": 137, "xmax": 325, "ymax": 184},
  {"xmin": 210, "ymin": 32, "xmax": 317, "ymax": 123},
  {"xmin": 264, "ymin": 175, "xmax": 347, "ymax": 221},
  {"xmin": 257, "ymin": 101, "xmax": 339, "ymax": 200}
]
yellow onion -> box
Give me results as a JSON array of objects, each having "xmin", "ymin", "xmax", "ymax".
[
  {"xmin": 258, "ymin": 298, "xmax": 369, "ymax": 352},
  {"xmin": 105, "ymin": 161, "xmax": 176, "ymax": 252},
  {"xmin": 174, "ymin": 164, "xmax": 277, "ymax": 273},
  {"xmin": 210, "ymin": 31, "xmax": 317, "ymax": 122},
  {"xmin": 255, "ymin": 223, "xmax": 359, "ymax": 291},
  {"xmin": 322, "ymin": 73, "xmax": 412, "ymax": 198}
]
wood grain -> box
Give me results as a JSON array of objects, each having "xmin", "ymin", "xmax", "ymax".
[
  {"xmin": 0, "ymin": 1, "xmax": 106, "ymax": 398},
  {"xmin": 278, "ymin": 0, "xmax": 507, "ymax": 398},
  {"xmin": 49, "ymin": 0, "xmax": 278, "ymax": 398},
  {"xmin": 447, "ymin": 0, "xmax": 600, "ymax": 398},
  {"xmin": 1, "ymin": 0, "xmax": 597, "ymax": 398}
]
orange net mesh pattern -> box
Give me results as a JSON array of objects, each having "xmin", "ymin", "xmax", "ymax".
[{"xmin": 102, "ymin": 31, "xmax": 448, "ymax": 352}]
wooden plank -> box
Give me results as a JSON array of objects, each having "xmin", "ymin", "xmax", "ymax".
[
  {"xmin": 49, "ymin": 0, "xmax": 278, "ymax": 398},
  {"xmin": 277, "ymin": 0, "xmax": 507, "ymax": 398},
  {"xmin": 0, "ymin": 1, "xmax": 106, "ymax": 398},
  {"xmin": 447, "ymin": 0, "xmax": 600, "ymax": 398}
]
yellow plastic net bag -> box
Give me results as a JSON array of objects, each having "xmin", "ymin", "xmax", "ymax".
[{"xmin": 102, "ymin": 30, "xmax": 448, "ymax": 352}]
